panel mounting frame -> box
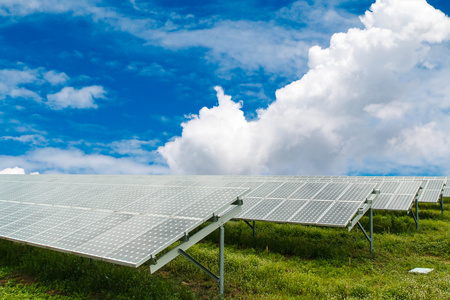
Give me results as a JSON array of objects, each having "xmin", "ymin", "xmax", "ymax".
[{"xmin": 149, "ymin": 198, "xmax": 243, "ymax": 298}]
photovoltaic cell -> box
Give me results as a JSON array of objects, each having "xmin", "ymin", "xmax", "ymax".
[
  {"xmin": 397, "ymin": 181, "xmax": 422, "ymax": 195},
  {"xmin": 246, "ymin": 182, "xmax": 284, "ymax": 198},
  {"xmin": 267, "ymin": 182, "xmax": 304, "ymax": 199},
  {"xmin": 264, "ymin": 200, "xmax": 307, "ymax": 222},
  {"xmin": 419, "ymin": 190, "xmax": 442, "ymax": 203},
  {"xmin": 443, "ymin": 187, "xmax": 450, "ymax": 198},
  {"xmin": 386, "ymin": 195, "xmax": 414, "ymax": 211},
  {"xmin": 239, "ymin": 198, "xmax": 282, "ymax": 220},
  {"xmin": 289, "ymin": 182, "xmax": 327, "ymax": 200},
  {"xmin": 371, "ymin": 194, "xmax": 393, "ymax": 210},
  {"xmin": 338, "ymin": 183, "xmax": 375, "ymax": 201},
  {"xmin": 312, "ymin": 183, "xmax": 349, "ymax": 201},
  {"xmin": 104, "ymin": 217, "xmax": 200, "ymax": 266},
  {"xmin": 289, "ymin": 200, "xmax": 334, "ymax": 224},
  {"xmin": 317, "ymin": 201, "xmax": 361, "ymax": 226},
  {"xmin": 376, "ymin": 182, "xmax": 400, "ymax": 194}
]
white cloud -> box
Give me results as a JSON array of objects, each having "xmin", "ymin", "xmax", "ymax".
[
  {"xmin": 46, "ymin": 86, "xmax": 106, "ymax": 109},
  {"xmin": 1, "ymin": 134, "xmax": 48, "ymax": 145},
  {"xmin": 43, "ymin": 70, "xmax": 69, "ymax": 85},
  {"xmin": 0, "ymin": 68, "xmax": 41, "ymax": 101},
  {"xmin": 0, "ymin": 147, "xmax": 169, "ymax": 175},
  {"xmin": 159, "ymin": 0, "xmax": 450, "ymax": 175},
  {"xmin": 0, "ymin": 0, "xmax": 342, "ymax": 76},
  {"xmin": 364, "ymin": 102, "xmax": 412, "ymax": 120},
  {"xmin": 0, "ymin": 66, "xmax": 73, "ymax": 105},
  {"xmin": 0, "ymin": 166, "xmax": 25, "ymax": 174}
]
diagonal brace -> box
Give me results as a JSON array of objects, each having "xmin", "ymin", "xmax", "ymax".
[
  {"xmin": 178, "ymin": 249, "xmax": 219, "ymax": 282},
  {"xmin": 243, "ymin": 220, "xmax": 256, "ymax": 237}
]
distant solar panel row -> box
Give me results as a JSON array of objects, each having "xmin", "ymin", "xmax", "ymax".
[{"xmin": 233, "ymin": 181, "xmax": 377, "ymax": 227}]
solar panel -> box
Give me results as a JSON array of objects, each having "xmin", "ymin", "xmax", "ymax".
[
  {"xmin": 419, "ymin": 190, "xmax": 442, "ymax": 203},
  {"xmin": 417, "ymin": 179, "xmax": 444, "ymax": 203},
  {"xmin": 0, "ymin": 175, "xmax": 248, "ymax": 268},
  {"xmin": 443, "ymin": 187, "xmax": 450, "ymax": 198}
]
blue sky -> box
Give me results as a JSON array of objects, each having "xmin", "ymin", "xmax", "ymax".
[{"xmin": 0, "ymin": 0, "xmax": 450, "ymax": 175}]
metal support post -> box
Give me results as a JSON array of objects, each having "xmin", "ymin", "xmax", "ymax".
[
  {"xmin": 219, "ymin": 225, "xmax": 224, "ymax": 298},
  {"xmin": 440, "ymin": 193, "xmax": 444, "ymax": 215},
  {"xmin": 410, "ymin": 198, "xmax": 419, "ymax": 231},
  {"xmin": 243, "ymin": 220, "xmax": 256, "ymax": 237},
  {"xmin": 369, "ymin": 207, "xmax": 373, "ymax": 254}
]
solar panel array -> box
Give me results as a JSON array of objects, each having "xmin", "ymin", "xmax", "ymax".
[
  {"xmin": 235, "ymin": 181, "xmax": 377, "ymax": 227},
  {"xmin": 0, "ymin": 175, "xmax": 248, "ymax": 267},
  {"xmin": 0, "ymin": 174, "xmax": 446, "ymax": 267},
  {"xmin": 215, "ymin": 176, "xmax": 444, "ymax": 222}
]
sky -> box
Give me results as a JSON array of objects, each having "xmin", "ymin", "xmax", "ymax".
[{"xmin": 0, "ymin": 0, "xmax": 450, "ymax": 176}]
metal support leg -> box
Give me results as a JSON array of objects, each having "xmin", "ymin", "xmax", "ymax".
[
  {"xmin": 369, "ymin": 207, "xmax": 373, "ymax": 254},
  {"xmin": 219, "ymin": 225, "xmax": 224, "ymax": 298},
  {"xmin": 357, "ymin": 208, "xmax": 374, "ymax": 255},
  {"xmin": 176, "ymin": 226, "xmax": 225, "ymax": 299},
  {"xmin": 440, "ymin": 193, "xmax": 444, "ymax": 215},
  {"xmin": 410, "ymin": 198, "xmax": 419, "ymax": 231},
  {"xmin": 243, "ymin": 220, "xmax": 256, "ymax": 237}
]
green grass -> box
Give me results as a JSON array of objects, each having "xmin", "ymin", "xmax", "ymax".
[{"xmin": 0, "ymin": 200, "xmax": 449, "ymax": 299}]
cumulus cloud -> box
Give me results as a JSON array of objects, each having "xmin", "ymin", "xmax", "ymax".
[
  {"xmin": 0, "ymin": 147, "xmax": 169, "ymax": 175},
  {"xmin": 46, "ymin": 86, "xmax": 106, "ymax": 109},
  {"xmin": 0, "ymin": 65, "xmax": 93, "ymax": 110},
  {"xmin": 159, "ymin": 0, "xmax": 450, "ymax": 175},
  {"xmin": 0, "ymin": 166, "xmax": 25, "ymax": 174}
]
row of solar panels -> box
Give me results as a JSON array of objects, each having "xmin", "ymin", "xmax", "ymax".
[
  {"xmin": 0, "ymin": 175, "xmax": 446, "ymax": 269},
  {"xmin": 0, "ymin": 177, "xmax": 248, "ymax": 267}
]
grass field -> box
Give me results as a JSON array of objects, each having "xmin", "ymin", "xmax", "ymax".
[{"xmin": 0, "ymin": 200, "xmax": 449, "ymax": 299}]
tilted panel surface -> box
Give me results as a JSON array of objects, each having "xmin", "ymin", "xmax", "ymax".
[
  {"xmin": 289, "ymin": 182, "xmax": 327, "ymax": 200},
  {"xmin": 289, "ymin": 200, "xmax": 334, "ymax": 224},
  {"xmin": 371, "ymin": 194, "xmax": 393, "ymax": 210},
  {"xmin": 376, "ymin": 182, "xmax": 400, "ymax": 194},
  {"xmin": 0, "ymin": 175, "xmax": 248, "ymax": 268},
  {"xmin": 317, "ymin": 201, "xmax": 362, "ymax": 227},
  {"xmin": 337, "ymin": 183, "xmax": 375, "ymax": 201},
  {"xmin": 312, "ymin": 183, "xmax": 349, "ymax": 201},
  {"xmin": 239, "ymin": 198, "xmax": 283, "ymax": 220},
  {"xmin": 386, "ymin": 195, "xmax": 414, "ymax": 211},
  {"xmin": 396, "ymin": 181, "xmax": 422, "ymax": 195},
  {"xmin": 264, "ymin": 200, "xmax": 308, "ymax": 222},
  {"xmin": 245, "ymin": 182, "xmax": 283, "ymax": 198},
  {"xmin": 267, "ymin": 182, "xmax": 305, "ymax": 199},
  {"xmin": 419, "ymin": 190, "xmax": 442, "ymax": 203},
  {"xmin": 443, "ymin": 187, "xmax": 450, "ymax": 198}
]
